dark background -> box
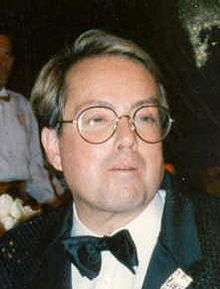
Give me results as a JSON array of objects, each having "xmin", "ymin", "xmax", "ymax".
[{"xmin": 1, "ymin": 0, "xmax": 220, "ymax": 191}]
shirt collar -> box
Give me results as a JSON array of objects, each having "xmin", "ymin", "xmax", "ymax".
[
  {"xmin": 72, "ymin": 190, "xmax": 166, "ymax": 269},
  {"xmin": 0, "ymin": 88, "xmax": 8, "ymax": 97},
  {"xmin": 125, "ymin": 190, "xmax": 166, "ymax": 261}
]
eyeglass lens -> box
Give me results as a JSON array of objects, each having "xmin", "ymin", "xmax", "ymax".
[{"xmin": 77, "ymin": 106, "xmax": 171, "ymax": 144}]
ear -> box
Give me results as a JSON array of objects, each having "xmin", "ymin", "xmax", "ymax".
[{"xmin": 41, "ymin": 128, "xmax": 63, "ymax": 171}]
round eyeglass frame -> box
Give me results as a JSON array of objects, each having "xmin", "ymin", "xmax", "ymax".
[{"xmin": 60, "ymin": 105, "xmax": 174, "ymax": 144}]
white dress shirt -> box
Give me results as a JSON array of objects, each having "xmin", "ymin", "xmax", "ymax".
[
  {"xmin": 0, "ymin": 88, "xmax": 54, "ymax": 202},
  {"xmin": 71, "ymin": 190, "xmax": 166, "ymax": 289}
]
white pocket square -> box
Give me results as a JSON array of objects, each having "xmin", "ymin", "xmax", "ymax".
[{"xmin": 160, "ymin": 268, "xmax": 193, "ymax": 289}]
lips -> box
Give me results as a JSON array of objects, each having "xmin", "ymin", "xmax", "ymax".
[
  {"xmin": 110, "ymin": 166, "xmax": 137, "ymax": 171},
  {"xmin": 107, "ymin": 151, "xmax": 143, "ymax": 173},
  {"xmin": 109, "ymin": 159, "xmax": 139, "ymax": 171}
]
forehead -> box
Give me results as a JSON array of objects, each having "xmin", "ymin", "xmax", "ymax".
[
  {"xmin": 64, "ymin": 55, "xmax": 159, "ymax": 112},
  {"xmin": 0, "ymin": 35, "xmax": 12, "ymax": 53}
]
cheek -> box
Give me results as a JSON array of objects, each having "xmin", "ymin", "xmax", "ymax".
[
  {"xmin": 141, "ymin": 143, "xmax": 164, "ymax": 176},
  {"xmin": 151, "ymin": 144, "xmax": 163, "ymax": 164},
  {"xmin": 59, "ymin": 134, "xmax": 106, "ymax": 183}
]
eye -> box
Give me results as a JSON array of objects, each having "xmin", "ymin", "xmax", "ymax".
[
  {"xmin": 81, "ymin": 112, "xmax": 111, "ymax": 128},
  {"xmin": 140, "ymin": 115, "xmax": 156, "ymax": 123},
  {"xmin": 89, "ymin": 115, "xmax": 107, "ymax": 125},
  {"xmin": 136, "ymin": 113, "xmax": 158, "ymax": 126},
  {"xmin": 134, "ymin": 106, "xmax": 161, "ymax": 127}
]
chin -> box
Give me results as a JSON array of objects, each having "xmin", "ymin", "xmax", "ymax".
[
  {"xmin": 100, "ymin": 200, "xmax": 147, "ymax": 217},
  {"xmin": 98, "ymin": 188, "xmax": 148, "ymax": 214}
]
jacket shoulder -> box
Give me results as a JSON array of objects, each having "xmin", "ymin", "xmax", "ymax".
[
  {"xmin": 192, "ymin": 193, "xmax": 220, "ymax": 257},
  {"xmin": 166, "ymin": 175, "xmax": 220, "ymax": 288},
  {"xmin": 0, "ymin": 204, "xmax": 71, "ymax": 289},
  {"xmin": 190, "ymin": 194, "xmax": 220, "ymax": 288}
]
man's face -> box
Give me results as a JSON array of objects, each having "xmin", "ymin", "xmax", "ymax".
[
  {"xmin": 44, "ymin": 55, "xmax": 164, "ymax": 219},
  {"xmin": 0, "ymin": 35, "xmax": 14, "ymax": 88}
]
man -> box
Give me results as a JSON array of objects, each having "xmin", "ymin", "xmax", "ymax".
[
  {"xmin": 0, "ymin": 30, "xmax": 55, "ymax": 202},
  {"xmin": 0, "ymin": 29, "xmax": 219, "ymax": 289}
]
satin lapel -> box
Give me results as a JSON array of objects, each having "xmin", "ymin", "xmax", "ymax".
[
  {"xmin": 32, "ymin": 204, "xmax": 73, "ymax": 289},
  {"xmin": 142, "ymin": 180, "xmax": 202, "ymax": 289}
]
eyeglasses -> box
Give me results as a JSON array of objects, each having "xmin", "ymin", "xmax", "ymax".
[{"xmin": 60, "ymin": 105, "xmax": 173, "ymax": 144}]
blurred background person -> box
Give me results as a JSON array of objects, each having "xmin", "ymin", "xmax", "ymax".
[{"xmin": 0, "ymin": 28, "xmax": 55, "ymax": 203}]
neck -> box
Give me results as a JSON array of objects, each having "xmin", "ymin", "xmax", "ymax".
[{"xmin": 75, "ymin": 202, "xmax": 148, "ymax": 235}]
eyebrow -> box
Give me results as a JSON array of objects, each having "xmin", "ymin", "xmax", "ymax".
[
  {"xmin": 72, "ymin": 96, "xmax": 159, "ymax": 115},
  {"xmin": 131, "ymin": 97, "xmax": 159, "ymax": 109},
  {"xmin": 73, "ymin": 100, "xmax": 114, "ymax": 114}
]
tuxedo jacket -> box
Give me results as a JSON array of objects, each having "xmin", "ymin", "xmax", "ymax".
[{"xmin": 0, "ymin": 177, "xmax": 219, "ymax": 289}]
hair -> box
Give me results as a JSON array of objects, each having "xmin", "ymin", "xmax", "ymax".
[{"xmin": 31, "ymin": 29, "xmax": 169, "ymax": 132}]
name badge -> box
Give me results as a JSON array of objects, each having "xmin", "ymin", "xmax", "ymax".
[{"xmin": 160, "ymin": 268, "xmax": 193, "ymax": 289}]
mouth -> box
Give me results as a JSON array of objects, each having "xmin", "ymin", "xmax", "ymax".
[
  {"xmin": 108, "ymin": 166, "xmax": 139, "ymax": 179},
  {"xmin": 108, "ymin": 154, "xmax": 142, "ymax": 173},
  {"xmin": 110, "ymin": 167, "xmax": 137, "ymax": 171},
  {"xmin": 109, "ymin": 162, "xmax": 139, "ymax": 172}
]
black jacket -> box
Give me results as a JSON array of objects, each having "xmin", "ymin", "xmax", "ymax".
[{"xmin": 0, "ymin": 177, "xmax": 219, "ymax": 289}]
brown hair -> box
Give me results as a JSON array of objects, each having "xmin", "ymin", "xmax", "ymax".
[{"xmin": 31, "ymin": 29, "xmax": 168, "ymax": 131}]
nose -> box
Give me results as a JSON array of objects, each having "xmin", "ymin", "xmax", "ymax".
[{"xmin": 114, "ymin": 116, "xmax": 137, "ymax": 150}]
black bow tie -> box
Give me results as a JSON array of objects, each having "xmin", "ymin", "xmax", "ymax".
[{"xmin": 62, "ymin": 229, "xmax": 138, "ymax": 279}]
